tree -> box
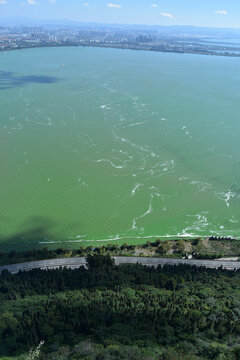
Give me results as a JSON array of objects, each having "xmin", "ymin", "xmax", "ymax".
[
  {"xmin": 26, "ymin": 341, "xmax": 44, "ymax": 360},
  {"xmin": 86, "ymin": 254, "xmax": 115, "ymax": 269},
  {"xmin": 176, "ymin": 240, "xmax": 185, "ymax": 255},
  {"xmin": 157, "ymin": 242, "xmax": 170, "ymax": 255}
]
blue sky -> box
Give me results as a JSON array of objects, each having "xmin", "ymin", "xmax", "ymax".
[{"xmin": 0, "ymin": 0, "xmax": 239, "ymax": 28}]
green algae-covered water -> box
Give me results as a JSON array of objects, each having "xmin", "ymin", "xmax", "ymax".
[{"xmin": 1, "ymin": 47, "xmax": 240, "ymax": 251}]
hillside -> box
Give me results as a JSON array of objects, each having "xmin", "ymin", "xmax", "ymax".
[{"xmin": 0, "ymin": 255, "xmax": 240, "ymax": 359}]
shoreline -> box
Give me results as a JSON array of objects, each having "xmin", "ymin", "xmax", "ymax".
[
  {"xmin": 1, "ymin": 42, "xmax": 240, "ymax": 58},
  {"xmin": 0, "ymin": 236, "xmax": 239, "ymax": 267},
  {"xmin": 39, "ymin": 234, "xmax": 239, "ymax": 244}
]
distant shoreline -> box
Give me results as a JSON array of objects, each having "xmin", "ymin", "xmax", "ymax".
[{"xmin": 1, "ymin": 42, "xmax": 240, "ymax": 57}]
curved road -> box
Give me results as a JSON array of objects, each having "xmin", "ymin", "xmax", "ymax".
[{"xmin": 0, "ymin": 256, "xmax": 240, "ymax": 274}]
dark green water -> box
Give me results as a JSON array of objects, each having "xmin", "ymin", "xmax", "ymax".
[{"xmin": 0, "ymin": 47, "xmax": 240, "ymax": 251}]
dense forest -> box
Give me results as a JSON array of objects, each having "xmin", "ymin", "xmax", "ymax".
[{"xmin": 0, "ymin": 255, "xmax": 240, "ymax": 360}]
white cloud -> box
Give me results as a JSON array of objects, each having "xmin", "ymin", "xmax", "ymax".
[
  {"xmin": 107, "ymin": 3, "xmax": 122, "ymax": 8},
  {"xmin": 161, "ymin": 12, "xmax": 174, "ymax": 18},
  {"xmin": 150, "ymin": 4, "xmax": 157, "ymax": 7},
  {"xmin": 83, "ymin": 2, "xmax": 89, "ymax": 6},
  {"xmin": 0, "ymin": 0, "xmax": 7, "ymax": 4},
  {"xmin": 49, "ymin": 0, "xmax": 56, "ymax": 3},
  {"xmin": 215, "ymin": 10, "xmax": 227, "ymax": 15},
  {"xmin": 27, "ymin": 0, "xmax": 37, "ymax": 4}
]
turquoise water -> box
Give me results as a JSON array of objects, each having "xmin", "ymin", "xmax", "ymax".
[{"xmin": 0, "ymin": 47, "xmax": 240, "ymax": 251}]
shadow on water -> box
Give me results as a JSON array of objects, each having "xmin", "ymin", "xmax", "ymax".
[
  {"xmin": 0, "ymin": 70, "xmax": 59, "ymax": 90},
  {"xmin": 0, "ymin": 216, "xmax": 56, "ymax": 252}
]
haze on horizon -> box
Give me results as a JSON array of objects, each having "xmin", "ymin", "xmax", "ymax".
[{"xmin": 0, "ymin": 0, "xmax": 239, "ymax": 29}]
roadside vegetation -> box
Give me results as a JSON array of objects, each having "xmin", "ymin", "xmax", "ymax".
[
  {"xmin": 0, "ymin": 255, "xmax": 240, "ymax": 359},
  {"xmin": 0, "ymin": 237, "xmax": 239, "ymax": 267}
]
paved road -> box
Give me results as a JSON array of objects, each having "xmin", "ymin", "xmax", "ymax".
[{"xmin": 0, "ymin": 256, "xmax": 240, "ymax": 274}]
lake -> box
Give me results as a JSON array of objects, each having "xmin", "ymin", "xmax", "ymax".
[{"xmin": 0, "ymin": 46, "xmax": 240, "ymax": 251}]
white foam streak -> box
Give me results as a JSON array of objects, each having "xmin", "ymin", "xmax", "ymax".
[
  {"xmin": 225, "ymin": 190, "xmax": 232, "ymax": 207},
  {"xmin": 131, "ymin": 183, "xmax": 142, "ymax": 196},
  {"xmin": 218, "ymin": 190, "xmax": 239, "ymax": 208},
  {"xmin": 112, "ymin": 130, "xmax": 152, "ymax": 154},
  {"xmin": 100, "ymin": 104, "xmax": 111, "ymax": 110},
  {"xmin": 189, "ymin": 179, "xmax": 212, "ymax": 193},
  {"xmin": 141, "ymin": 203, "xmax": 153, "ymax": 218},
  {"xmin": 184, "ymin": 212, "xmax": 209, "ymax": 232},
  {"xmin": 127, "ymin": 120, "xmax": 147, "ymax": 127},
  {"xmin": 96, "ymin": 158, "xmax": 123, "ymax": 169},
  {"xmin": 130, "ymin": 194, "xmax": 153, "ymax": 231}
]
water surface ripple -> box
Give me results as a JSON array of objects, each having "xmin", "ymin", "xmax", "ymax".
[{"xmin": 0, "ymin": 47, "xmax": 240, "ymax": 250}]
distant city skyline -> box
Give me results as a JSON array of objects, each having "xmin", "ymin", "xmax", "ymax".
[{"xmin": 0, "ymin": 0, "xmax": 239, "ymax": 28}]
